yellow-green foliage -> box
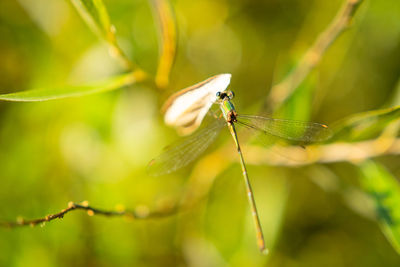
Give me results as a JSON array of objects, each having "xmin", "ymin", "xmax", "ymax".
[{"xmin": 0, "ymin": 0, "xmax": 400, "ymax": 266}]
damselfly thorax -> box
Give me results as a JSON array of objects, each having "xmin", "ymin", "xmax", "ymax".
[{"xmin": 216, "ymin": 90, "xmax": 238, "ymax": 124}]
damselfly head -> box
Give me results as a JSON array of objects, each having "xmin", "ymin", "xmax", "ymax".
[{"xmin": 216, "ymin": 90, "xmax": 235, "ymax": 101}]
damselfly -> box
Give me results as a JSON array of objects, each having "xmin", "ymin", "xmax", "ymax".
[{"xmin": 148, "ymin": 74, "xmax": 332, "ymax": 253}]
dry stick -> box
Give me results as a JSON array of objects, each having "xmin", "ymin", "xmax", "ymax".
[
  {"xmin": 267, "ymin": 0, "xmax": 363, "ymax": 111},
  {"xmin": 244, "ymin": 137, "xmax": 400, "ymax": 167},
  {"xmin": 0, "ymin": 201, "xmax": 178, "ymax": 228}
]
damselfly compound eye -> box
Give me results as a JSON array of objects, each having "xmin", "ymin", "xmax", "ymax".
[
  {"xmin": 216, "ymin": 92, "xmax": 221, "ymax": 98},
  {"xmin": 227, "ymin": 91, "xmax": 235, "ymax": 99}
]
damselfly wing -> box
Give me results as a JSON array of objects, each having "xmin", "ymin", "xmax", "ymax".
[{"xmin": 147, "ymin": 119, "xmax": 226, "ymax": 176}]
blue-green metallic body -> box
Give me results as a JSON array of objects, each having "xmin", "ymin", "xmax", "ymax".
[{"xmin": 220, "ymin": 98, "xmax": 236, "ymax": 121}]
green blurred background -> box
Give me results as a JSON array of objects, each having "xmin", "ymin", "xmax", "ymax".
[{"xmin": 0, "ymin": 0, "xmax": 400, "ymax": 266}]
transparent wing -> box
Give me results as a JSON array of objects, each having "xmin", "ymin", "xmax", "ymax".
[
  {"xmin": 147, "ymin": 119, "xmax": 226, "ymax": 176},
  {"xmin": 236, "ymin": 114, "xmax": 332, "ymax": 145}
]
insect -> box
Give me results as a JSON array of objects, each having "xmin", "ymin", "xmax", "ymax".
[{"xmin": 148, "ymin": 74, "xmax": 332, "ymax": 253}]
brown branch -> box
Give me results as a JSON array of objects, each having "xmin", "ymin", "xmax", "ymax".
[
  {"xmin": 267, "ymin": 0, "xmax": 364, "ymax": 111},
  {"xmin": 0, "ymin": 201, "xmax": 178, "ymax": 228}
]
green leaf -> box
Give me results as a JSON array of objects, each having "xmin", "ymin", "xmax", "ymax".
[
  {"xmin": 359, "ymin": 160, "xmax": 400, "ymax": 254},
  {"xmin": 330, "ymin": 105, "xmax": 400, "ymax": 142},
  {"xmin": 0, "ymin": 72, "xmax": 143, "ymax": 102},
  {"xmin": 71, "ymin": 0, "xmax": 115, "ymax": 43},
  {"xmin": 70, "ymin": 0, "xmax": 135, "ymax": 70}
]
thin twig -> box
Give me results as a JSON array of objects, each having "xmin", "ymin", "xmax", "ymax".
[
  {"xmin": 267, "ymin": 0, "xmax": 363, "ymax": 111},
  {"xmin": 0, "ymin": 201, "xmax": 178, "ymax": 228}
]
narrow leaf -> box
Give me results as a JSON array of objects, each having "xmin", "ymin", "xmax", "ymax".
[
  {"xmin": 331, "ymin": 106, "xmax": 400, "ymax": 142},
  {"xmin": 71, "ymin": 0, "xmax": 114, "ymax": 42},
  {"xmin": 359, "ymin": 160, "xmax": 400, "ymax": 254},
  {"xmin": 0, "ymin": 71, "xmax": 144, "ymax": 102},
  {"xmin": 70, "ymin": 0, "xmax": 135, "ymax": 70},
  {"xmin": 150, "ymin": 0, "xmax": 177, "ymax": 88}
]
